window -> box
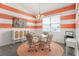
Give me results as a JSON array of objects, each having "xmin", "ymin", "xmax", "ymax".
[
  {"xmin": 42, "ymin": 15, "xmax": 60, "ymax": 32},
  {"xmin": 51, "ymin": 24, "xmax": 60, "ymax": 32},
  {"xmin": 42, "ymin": 17, "xmax": 50, "ymax": 32},
  {"xmin": 51, "ymin": 15, "xmax": 60, "ymax": 32},
  {"xmin": 43, "ymin": 24, "xmax": 50, "ymax": 32}
]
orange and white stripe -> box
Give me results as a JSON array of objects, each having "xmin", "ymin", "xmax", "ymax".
[
  {"xmin": 41, "ymin": 4, "xmax": 76, "ymax": 29},
  {"xmin": 0, "ymin": 3, "xmax": 76, "ymax": 29},
  {"xmin": 0, "ymin": 18, "xmax": 12, "ymax": 24},
  {"xmin": 0, "ymin": 23, "xmax": 12, "ymax": 28},
  {"xmin": 61, "ymin": 24, "xmax": 75, "ymax": 28},
  {"xmin": 0, "ymin": 9, "xmax": 35, "ymax": 20},
  {"xmin": 0, "ymin": 3, "xmax": 42, "ymax": 29},
  {"xmin": 41, "ymin": 4, "xmax": 75, "ymax": 16},
  {"xmin": 61, "ymin": 14, "xmax": 75, "ymax": 20},
  {"xmin": 0, "ymin": 3, "xmax": 35, "ymax": 18},
  {"xmin": 60, "ymin": 14, "xmax": 75, "ymax": 28},
  {"xmin": 0, "ymin": 13, "xmax": 42, "ymax": 28}
]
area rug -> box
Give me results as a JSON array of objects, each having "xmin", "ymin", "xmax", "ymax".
[{"xmin": 17, "ymin": 42, "xmax": 64, "ymax": 56}]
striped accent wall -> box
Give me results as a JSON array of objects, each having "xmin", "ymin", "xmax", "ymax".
[
  {"xmin": 0, "ymin": 3, "xmax": 76, "ymax": 29},
  {"xmin": 76, "ymin": 3, "xmax": 79, "ymax": 44},
  {"xmin": 42, "ymin": 4, "xmax": 76, "ymax": 29},
  {"xmin": 0, "ymin": 3, "xmax": 35, "ymax": 18},
  {"xmin": 61, "ymin": 14, "xmax": 76, "ymax": 28},
  {"xmin": 0, "ymin": 3, "xmax": 41, "ymax": 29},
  {"xmin": 76, "ymin": 3, "xmax": 79, "ymax": 28}
]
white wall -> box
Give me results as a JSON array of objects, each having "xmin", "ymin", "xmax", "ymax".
[
  {"xmin": 53, "ymin": 29, "xmax": 75, "ymax": 43},
  {"xmin": 0, "ymin": 29, "xmax": 13, "ymax": 46},
  {"xmin": 0, "ymin": 28, "xmax": 37, "ymax": 47}
]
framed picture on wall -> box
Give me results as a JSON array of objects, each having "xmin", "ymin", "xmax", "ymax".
[{"xmin": 12, "ymin": 17, "xmax": 26, "ymax": 28}]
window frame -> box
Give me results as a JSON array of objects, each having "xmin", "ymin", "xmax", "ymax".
[{"xmin": 42, "ymin": 15, "xmax": 61, "ymax": 32}]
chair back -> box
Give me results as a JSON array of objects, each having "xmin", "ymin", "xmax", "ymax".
[
  {"xmin": 47, "ymin": 33, "xmax": 53, "ymax": 42},
  {"xmin": 26, "ymin": 33, "xmax": 33, "ymax": 44}
]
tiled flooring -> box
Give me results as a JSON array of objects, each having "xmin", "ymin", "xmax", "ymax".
[
  {"xmin": 0, "ymin": 42, "xmax": 22, "ymax": 56},
  {"xmin": 0, "ymin": 42, "xmax": 75, "ymax": 56}
]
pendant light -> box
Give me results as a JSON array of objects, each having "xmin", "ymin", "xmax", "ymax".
[{"xmin": 36, "ymin": 3, "xmax": 44, "ymax": 20}]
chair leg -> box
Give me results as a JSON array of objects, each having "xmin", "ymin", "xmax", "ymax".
[
  {"xmin": 28, "ymin": 45, "xmax": 32, "ymax": 52},
  {"xmin": 48, "ymin": 44, "xmax": 51, "ymax": 51}
]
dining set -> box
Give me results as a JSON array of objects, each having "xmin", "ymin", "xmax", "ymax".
[{"xmin": 26, "ymin": 31, "xmax": 53, "ymax": 52}]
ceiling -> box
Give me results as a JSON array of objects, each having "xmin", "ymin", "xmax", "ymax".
[{"xmin": 4, "ymin": 3, "xmax": 74, "ymax": 16}]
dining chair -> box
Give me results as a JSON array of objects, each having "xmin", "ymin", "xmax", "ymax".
[
  {"xmin": 39, "ymin": 32, "xmax": 53, "ymax": 51},
  {"xmin": 26, "ymin": 32, "xmax": 39, "ymax": 52}
]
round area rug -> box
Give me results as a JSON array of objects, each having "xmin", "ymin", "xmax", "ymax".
[{"xmin": 17, "ymin": 42, "xmax": 64, "ymax": 56}]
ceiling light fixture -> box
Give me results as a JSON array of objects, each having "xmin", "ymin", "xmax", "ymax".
[{"xmin": 36, "ymin": 3, "xmax": 44, "ymax": 20}]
